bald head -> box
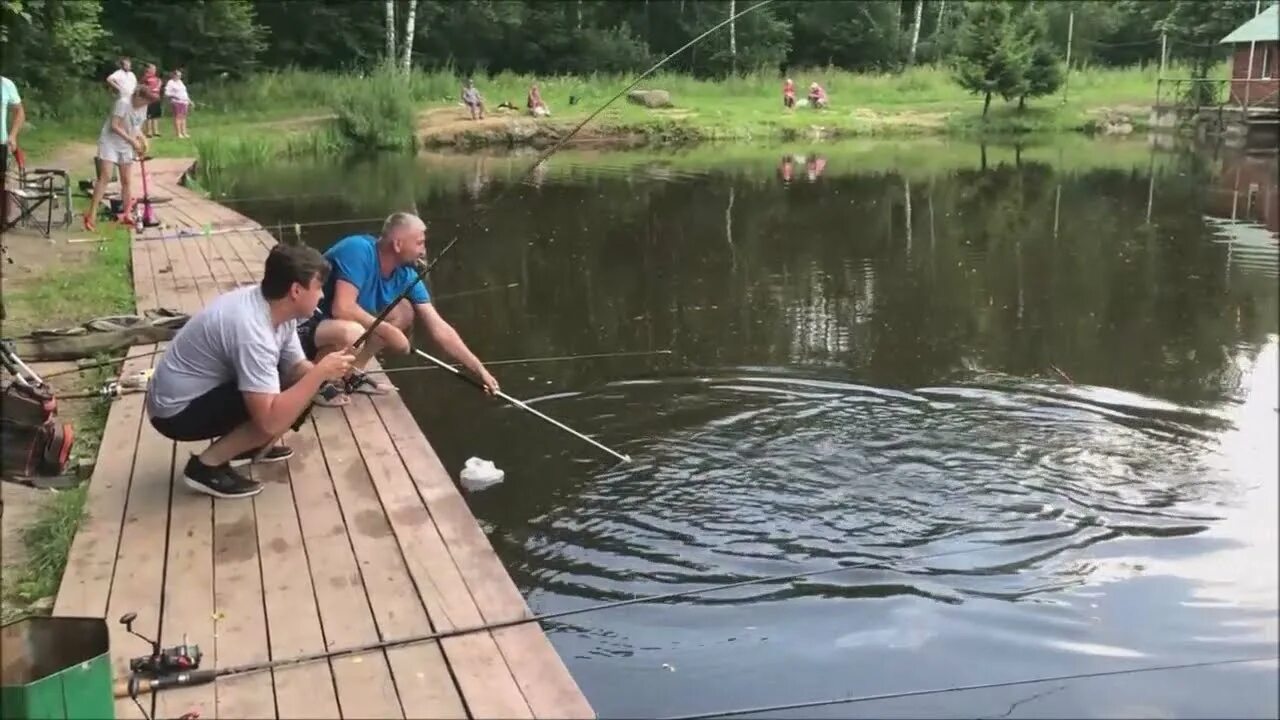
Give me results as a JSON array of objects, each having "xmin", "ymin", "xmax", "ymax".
[{"xmin": 378, "ymin": 212, "xmax": 428, "ymax": 266}]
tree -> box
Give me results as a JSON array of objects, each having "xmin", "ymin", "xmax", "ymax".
[
  {"xmin": 1157, "ymin": 0, "xmax": 1255, "ymax": 103},
  {"xmin": 400, "ymin": 0, "xmax": 417, "ymax": 71},
  {"xmin": 101, "ymin": 0, "xmax": 265, "ymax": 78},
  {"xmin": 0, "ymin": 0, "xmax": 105, "ymax": 112},
  {"xmin": 951, "ymin": 1, "xmax": 1028, "ymax": 117},
  {"xmin": 1010, "ymin": 7, "xmax": 1063, "ymax": 109}
]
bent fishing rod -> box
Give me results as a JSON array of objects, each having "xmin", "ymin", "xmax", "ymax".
[
  {"xmin": 349, "ymin": 0, "xmax": 778, "ymax": 352},
  {"xmin": 116, "ymin": 543, "xmax": 999, "ymax": 699}
]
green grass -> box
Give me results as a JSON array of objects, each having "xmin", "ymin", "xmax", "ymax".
[
  {"xmin": 0, "ymin": 224, "xmax": 134, "ymax": 336},
  {"xmin": 19, "ymin": 61, "xmax": 1225, "ymax": 169},
  {"xmin": 1, "ymin": 484, "xmax": 89, "ymax": 623}
]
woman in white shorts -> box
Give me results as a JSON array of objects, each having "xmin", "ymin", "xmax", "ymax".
[{"xmin": 85, "ymin": 86, "xmax": 153, "ymax": 231}]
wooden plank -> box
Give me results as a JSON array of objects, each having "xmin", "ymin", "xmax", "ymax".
[
  {"xmin": 368, "ymin": 396, "xmax": 530, "ymax": 623},
  {"xmin": 105, "ymin": 414, "xmax": 174, "ymax": 720},
  {"xmin": 344, "ymin": 395, "xmax": 526, "ymax": 719},
  {"xmin": 369, "ymin": 395, "xmax": 594, "ymax": 719},
  {"xmin": 53, "ymin": 345, "xmax": 155, "ymax": 618},
  {"xmin": 285, "ymin": 419, "xmax": 403, "ymax": 719},
  {"xmin": 252, "ymin": 459, "xmax": 341, "ymax": 719},
  {"xmin": 211, "ymin": 484, "xmax": 276, "ymax": 719},
  {"xmin": 154, "ymin": 441, "xmax": 217, "ymax": 720},
  {"xmin": 311, "ymin": 408, "xmax": 476, "ymax": 718}
]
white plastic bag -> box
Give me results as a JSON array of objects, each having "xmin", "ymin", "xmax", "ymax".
[{"xmin": 460, "ymin": 457, "xmax": 504, "ymax": 492}]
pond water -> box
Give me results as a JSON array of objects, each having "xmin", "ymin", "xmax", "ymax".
[{"xmin": 216, "ymin": 138, "xmax": 1278, "ymax": 718}]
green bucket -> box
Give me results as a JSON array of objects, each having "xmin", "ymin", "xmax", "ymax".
[{"xmin": 1, "ymin": 616, "xmax": 114, "ymax": 720}]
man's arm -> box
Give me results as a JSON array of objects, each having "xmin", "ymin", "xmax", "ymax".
[
  {"xmin": 415, "ymin": 303, "xmax": 498, "ymax": 393},
  {"xmin": 329, "ymin": 279, "xmax": 410, "ymax": 352},
  {"xmin": 7, "ymin": 101, "xmax": 24, "ymax": 146},
  {"xmin": 241, "ymin": 355, "xmax": 349, "ymax": 436}
]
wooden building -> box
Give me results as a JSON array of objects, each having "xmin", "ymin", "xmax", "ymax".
[{"xmin": 1221, "ymin": 4, "xmax": 1279, "ymax": 109}]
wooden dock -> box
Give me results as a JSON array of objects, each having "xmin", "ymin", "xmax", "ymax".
[{"xmin": 53, "ymin": 158, "xmax": 594, "ymax": 720}]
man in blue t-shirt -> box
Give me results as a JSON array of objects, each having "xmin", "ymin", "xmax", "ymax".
[{"xmin": 297, "ymin": 212, "xmax": 498, "ymax": 404}]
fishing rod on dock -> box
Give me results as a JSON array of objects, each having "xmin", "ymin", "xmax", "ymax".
[
  {"xmin": 374, "ymin": 348, "xmax": 672, "ymax": 374},
  {"xmin": 115, "ymin": 543, "xmax": 1016, "ymax": 700},
  {"xmin": 412, "ymin": 347, "xmax": 631, "ymax": 463}
]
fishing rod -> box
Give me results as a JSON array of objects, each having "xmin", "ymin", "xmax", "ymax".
[
  {"xmin": 116, "ymin": 543, "xmax": 1002, "ymax": 699},
  {"xmin": 348, "ymin": 0, "xmax": 778, "ymax": 352},
  {"xmin": 663, "ymin": 656, "xmax": 1277, "ymax": 720},
  {"xmin": 412, "ymin": 347, "xmax": 631, "ymax": 463}
]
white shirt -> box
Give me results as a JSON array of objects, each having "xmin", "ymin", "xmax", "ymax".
[
  {"xmin": 164, "ymin": 79, "xmax": 190, "ymax": 104},
  {"xmin": 107, "ymin": 69, "xmax": 137, "ymax": 100}
]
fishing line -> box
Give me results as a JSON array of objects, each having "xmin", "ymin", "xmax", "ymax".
[
  {"xmin": 121, "ymin": 542, "xmax": 1006, "ymax": 697},
  {"xmin": 150, "ymin": 1, "xmax": 783, "ymax": 354},
  {"xmin": 663, "ymin": 656, "xmax": 1277, "ymax": 719}
]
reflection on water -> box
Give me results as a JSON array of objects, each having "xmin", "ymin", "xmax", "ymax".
[{"xmin": 219, "ymin": 140, "xmax": 1278, "ymax": 718}]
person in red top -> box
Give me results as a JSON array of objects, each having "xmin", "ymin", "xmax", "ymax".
[
  {"xmin": 783, "ymin": 78, "xmax": 796, "ymax": 109},
  {"xmin": 808, "ymin": 82, "xmax": 828, "ymax": 109},
  {"xmin": 142, "ymin": 64, "xmax": 163, "ymax": 137}
]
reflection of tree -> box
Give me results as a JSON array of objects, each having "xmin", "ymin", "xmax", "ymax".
[{"xmin": 224, "ymin": 148, "xmax": 1276, "ymax": 410}]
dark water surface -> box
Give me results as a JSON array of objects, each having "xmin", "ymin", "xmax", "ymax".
[{"xmin": 220, "ymin": 140, "xmax": 1278, "ymax": 718}]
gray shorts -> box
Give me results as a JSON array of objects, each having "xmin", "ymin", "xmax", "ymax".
[{"xmin": 97, "ymin": 141, "xmax": 135, "ymax": 166}]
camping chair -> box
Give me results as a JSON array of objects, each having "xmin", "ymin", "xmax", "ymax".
[{"xmin": 2, "ymin": 146, "xmax": 73, "ymax": 238}]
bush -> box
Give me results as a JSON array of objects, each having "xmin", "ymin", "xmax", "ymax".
[{"xmin": 332, "ymin": 65, "xmax": 418, "ymax": 151}]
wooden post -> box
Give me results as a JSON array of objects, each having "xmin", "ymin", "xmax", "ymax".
[
  {"xmin": 1062, "ymin": 10, "xmax": 1074, "ymax": 105},
  {"xmin": 1245, "ymin": 0, "xmax": 1262, "ymax": 109}
]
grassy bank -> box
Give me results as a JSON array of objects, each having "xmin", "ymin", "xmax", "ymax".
[
  {"xmin": 18, "ymin": 62, "xmax": 1205, "ymax": 169},
  {"xmin": 1, "ymin": 219, "xmax": 133, "ymax": 623},
  {"xmin": 0, "ymin": 224, "xmax": 134, "ymax": 335}
]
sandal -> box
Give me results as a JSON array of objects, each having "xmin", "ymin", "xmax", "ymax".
[
  {"xmin": 343, "ymin": 370, "xmax": 393, "ymax": 395},
  {"xmin": 314, "ymin": 381, "xmax": 350, "ymax": 407}
]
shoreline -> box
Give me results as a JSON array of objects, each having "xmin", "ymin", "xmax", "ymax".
[{"xmin": 414, "ymin": 103, "xmax": 1149, "ymax": 150}]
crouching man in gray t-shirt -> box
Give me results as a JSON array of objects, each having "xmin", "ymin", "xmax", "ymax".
[{"xmin": 146, "ymin": 244, "xmax": 355, "ymax": 499}]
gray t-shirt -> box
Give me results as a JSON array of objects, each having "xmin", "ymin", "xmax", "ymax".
[
  {"xmin": 99, "ymin": 98, "xmax": 145, "ymax": 151},
  {"xmin": 146, "ymin": 285, "xmax": 306, "ymax": 419}
]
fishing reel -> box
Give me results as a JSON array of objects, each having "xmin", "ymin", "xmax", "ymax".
[{"xmin": 120, "ymin": 611, "xmax": 204, "ymax": 676}]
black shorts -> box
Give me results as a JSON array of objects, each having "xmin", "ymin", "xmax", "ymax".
[
  {"xmin": 150, "ymin": 381, "xmax": 313, "ymax": 442},
  {"xmin": 150, "ymin": 382, "xmax": 249, "ymax": 441},
  {"xmin": 296, "ymin": 310, "xmax": 322, "ymax": 361},
  {"xmin": 147, "ymin": 101, "xmax": 162, "ymax": 120}
]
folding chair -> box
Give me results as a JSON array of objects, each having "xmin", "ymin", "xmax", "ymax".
[{"xmin": 2, "ymin": 146, "xmax": 73, "ymax": 238}]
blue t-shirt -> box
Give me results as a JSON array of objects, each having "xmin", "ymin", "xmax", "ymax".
[{"xmin": 318, "ymin": 234, "xmax": 430, "ymax": 319}]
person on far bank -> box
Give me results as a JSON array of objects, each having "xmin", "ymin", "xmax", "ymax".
[
  {"xmin": 296, "ymin": 212, "xmax": 499, "ymax": 404},
  {"xmin": 808, "ymin": 81, "xmax": 828, "ymax": 109},
  {"xmin": 783, "ymin": 77, "xmax": 796, "ymax": 109},
  {"xmin": 527, "ymin": 83, "xmax": 550, "ymax": 117},
  {"xmin": 106, "ymin": 56, "xmax": 137, "ymax": 101},
  {"xmin": 146, "ymin": 244, "xmax": 355, "ymax": 499},
  {"xmin": 462, "ymin": 78, "xmax": 486, "ymax": 120},
  {"xmin": 84, "ymin": 86, "xmax": 153, "ymax": 231},
  {"xmin": 141, "ymin": 63, "xmax": 163, "ymax": 137},
  {"xmin": 164, "ymin": 69, "xmax": 193, "ymax": 138}
]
